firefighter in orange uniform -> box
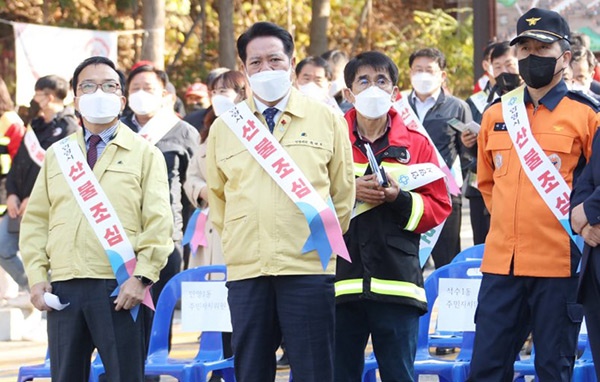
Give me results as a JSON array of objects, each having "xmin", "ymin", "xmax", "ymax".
[{"xmin": 468, "ymin": 8, "xmax": 600, "ymax": 381}]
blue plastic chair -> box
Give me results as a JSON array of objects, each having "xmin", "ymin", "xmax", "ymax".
[
  {"xmin": 17, "ymin": 349, "xmax": 52, "ymax": 382},
  {"xmin": 414, "ymin": 259, "xmax": 483, "ymax": 382},
  {"xmin": 290, "ymin": 352, "xmax": 378, "ymax": 382},
  {"xmin": 508, "ymin": 344, "xmax": 534, "ymax": 381},
  {"xmin": 513, "ymin": 332, "xmax": 596, "ymax": 381},
  {"xmin": 90, "ymin": 265, "xmax": 234, "ymax": 382},
  {"xmin": 450, "ymin": 244, "xmax": 485, "ymax": 264},
  {"xmin": 514, "ymin": 334, "xmax": 597, "ymax": 382},
  {"xmin": 362, "ymin": 352, "xmax": 378, "ymax": 382},
  {"xmin": 573, "ymin": 334, "xmax": 597, "ymax": 382},
  {"xmin": 429, "ymin": 245, "xmax": 485, "ymax": 350}
]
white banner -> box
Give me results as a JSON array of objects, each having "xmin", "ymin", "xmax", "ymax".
[{"xmin": 14, "ymin": 22, "xmax": 118, "ymax": 106}]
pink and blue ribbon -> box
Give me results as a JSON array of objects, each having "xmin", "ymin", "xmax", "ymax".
[
  {"xmin": 297, "ymin": 199, "xmax": 350, "ymax": 270},
  {"xmin": 107, "ymin": 251, "xmax": 153, "ymax": 319},
  {"xmin": 183, "ymin": 208, "xmax": 209, "ymax": 256}
]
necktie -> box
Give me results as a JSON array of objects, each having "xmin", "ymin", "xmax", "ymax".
[
  {"xmin": 263, "ymin": 107, "xmax": 278, "ymax": 133},
  {"xmin": 87, "ymin": 135, "xmax": 102, "ymax": 169}
]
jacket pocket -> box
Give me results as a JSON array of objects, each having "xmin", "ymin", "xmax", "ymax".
[
  {"xmin": 386, "ymin": 235, "xmax": 419, "ymax": 257},
  {"xmin": 281, "ymin": 140, "xmax": 333, "ymax": 177},
  {"xmin": 537, "ymin": 133, "xmax": 574, "ymax": 154},
  {"xmin": 221, "ymin": 213, "xmax": 258, "ymax": 267},
  {"xmin": 485, "ymin": 133, "xmax": 513, "ymax": 178},
  {"xmin": 537, "ymin": 133, "xmax": 575, "ymax": 175},
  {"xmin": 46, "ymin": 221, "xmax": 72, "ymax": 270}
]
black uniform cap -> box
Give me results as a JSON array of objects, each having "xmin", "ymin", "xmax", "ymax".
[{"xmin": 510, "ymin": 8, "xmax": 570, "ymax": 46}]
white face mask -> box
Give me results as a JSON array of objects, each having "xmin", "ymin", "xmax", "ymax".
[
  {"xmin": 128, "ymin": 90, "xmax": 162, "ymax": 116},
  {"xmin": 352, "ymin": 86, "xmax": 393, "ymax": 120},
  {"xmin": 212, "ymin": 94, "xmax": 237, "ymax": 116},
  {"xmin": 248, "ymin": 68, "xmax": 292, "ymax": 102},
  {"xmin": 571, "ymin": 83, "xmax": 589, "ymax": 93},
  {"xmin": 78, "ymin": 90, "xmax": 122, "ymax": 124},
  {"xmin": 329, "ymin": 78, "xmax": 346, "ymax": 97},
  {"xmin": 298, "ymin": 82, "xmax": 328, "ymax": 103},
  {"xmin": 411, "ymin": 72, "xmax": 440, "ymax": 95}
]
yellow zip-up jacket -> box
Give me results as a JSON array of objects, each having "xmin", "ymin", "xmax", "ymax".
[
  {"xmin": 21, "ymin": 123, "xmax": 174, "ymax": 287},
  {"xmin": 206, "ymin": 89, "xmax": 355, "ymax": 281}
]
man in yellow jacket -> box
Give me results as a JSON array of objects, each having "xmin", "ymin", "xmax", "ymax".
[
  {"xmin": 20, "ymin": 56, "xmax": 174, "ymax": 382},
  {"xmin": 206, "ymin": 22, "xmax": 355, "ymax": 382}
]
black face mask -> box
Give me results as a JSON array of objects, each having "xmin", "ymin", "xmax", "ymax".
[
  {"xmin": 495, "ymin": 73, "xmax": 521, "ymax": 95},
  {"xmin": 27, "ymin": 99, "xmax": 41, "ymax": 124},
  {"xmin": 518, "ymin": 53, "xmax": 563, "ymax": 89}
]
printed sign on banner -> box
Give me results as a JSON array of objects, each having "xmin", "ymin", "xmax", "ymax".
[
  {"xmin": 181, "ymin": 282, "xmax": 232, "ymax": 332},
  {"xmin": 14, "ymin": 22, "xmax": 118, "ymax": 106},
  {"xmin": 436, "ymin": 278, "xmax": 482, "ymax": 332}
]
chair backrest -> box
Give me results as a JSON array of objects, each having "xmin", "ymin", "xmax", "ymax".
[
  {"xmin": 417, "ymin": 259, "xmax": 482, "ymax": 360},
  {"xmin": 578, "ymin": 333, "xmax": 593, "ymax": 362},
  {"xmin": 147, "ymin": 265, "xmax": 227, "ymax": 361},
  {"xmin": 451, "ymin": 244, "xmax": 485, "ymax": 264}
]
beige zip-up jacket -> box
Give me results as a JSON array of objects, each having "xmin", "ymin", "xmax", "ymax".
[
  {"xmin": 206, "ymin": 89, "xmax": 355, "ymax": 281},
  {"xmin": 21, "ymin": 123, "xmax": 174, "ymax": 286}
]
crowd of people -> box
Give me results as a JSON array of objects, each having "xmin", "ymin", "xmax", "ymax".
[{"xmin": 1, "ymin": 6, "xmax": 600, "ymax": 382}]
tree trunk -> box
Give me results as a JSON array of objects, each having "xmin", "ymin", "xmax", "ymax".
[
  {"xmin": 351, "ymin": 0, "xmax": 369, "ymax": 56},
  {"xmin": 308, "ymin": 0, "xmax": 330, "ymax": 56},
  {"xmin": 215, "ymin": 0, "xmax": 237, "ymax": 69},
  {"xmin": 141, "ymin": 0, "xmax": 165, "ymax": 69}
]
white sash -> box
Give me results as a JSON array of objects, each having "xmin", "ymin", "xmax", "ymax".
[
  {"xmin": 468, "ymin": 90, "xmax": 489, "ymax": 115},
  {"xmin": 54, "ymin": 134, "xmax": 152, "ymax": 319},
  {"xmin": 220, "ymin": 102, "xmax": 350, "ymax": 269},
  {"xmin": 137, "ymin": 110, "xmax": 180, "ymax": 145},
  {"xmin": 501, "ymin": 86, "xmax": 582, "ymax": 250},
  {"xmin": 353, "ymin": 162, "xmax": 445, "ymax": 218},
  {"xmin": 393, "ymin": 98, "xmax": 461, "ymax": 195},
  {"xmin": 24, "ymin": 127, "xmax": 45, "ymax": 167},
  {"xmin": 393, "ymin": 98, "xmax": 453, "ymax": 267}
]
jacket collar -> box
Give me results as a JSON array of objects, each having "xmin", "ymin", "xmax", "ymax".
[
  {"xmin": 247, "ymin": 87, "xmax": 307, "ymax": 119},
  {"xmin": 345, "ymin": 107, "xmax": 412, "ymax": 150},
  {"xmin": 523, "ymin": 81, "xmax": 568, "ymax": 111},
  {"xmin": 77, "ymin": 122, "xmax": 134, "ymax": 151},
  {"xmin": 408, "ymin": 88, "xmax": 447, "ymax": 109}
]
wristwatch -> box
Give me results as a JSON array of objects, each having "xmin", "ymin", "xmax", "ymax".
[{"xmin": 134, "ymin": 275, "xmax": 154, "ymax": 286}]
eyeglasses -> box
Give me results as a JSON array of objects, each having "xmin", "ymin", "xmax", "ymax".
[
  {"xmin": 78, "ymin": 81, "xmax": 121, "ymax": 95},
  {"xmin": 354, "ymin": 77, "xmax": 393, "ymax": 91}
]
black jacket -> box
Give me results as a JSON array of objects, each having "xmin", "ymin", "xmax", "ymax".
[
  {"xmin": 6, "ymin": 108, "xmax": 79, "ymax": 199},
  {"xmin": 334, "ymin": 109, "xmax": 453, "ymax": 315},
  {"xmin": 121, "ymin": 115, "xmax": 200, "ymax": 241},
  {"xmin": 408, "ymin": 89, "xmax": 473, "ymax": 203}
]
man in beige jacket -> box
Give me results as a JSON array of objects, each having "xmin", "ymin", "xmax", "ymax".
[
  {"xmin": 20, "ymin": 56, "xmax": 173, "ymax": 382},
  {"xmin": 206, "ymin": 22, "xmax": 355, "ymax": 382}
]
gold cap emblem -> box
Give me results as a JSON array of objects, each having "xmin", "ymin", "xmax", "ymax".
[{"xmin": 526, "ymin": 17, "xmax": 541, "ymax": 26}]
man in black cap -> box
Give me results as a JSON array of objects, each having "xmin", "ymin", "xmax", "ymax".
[{"xmin": 468, "ymin": 8, "xmax": 600, "ymax": 381}]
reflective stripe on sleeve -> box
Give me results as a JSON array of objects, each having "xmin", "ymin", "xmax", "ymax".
[
  {"xmin": 404, "ymin": 192, "xmax": 424, "ymax": 231},
  {"xmin": 354, "ymin": 163, "xmax": 368, "ymax": 177}
]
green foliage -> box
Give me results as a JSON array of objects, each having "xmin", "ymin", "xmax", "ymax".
[
  {"xmin": 390, "ymin": 8, "xmax": 474, "ymax": 98},
  {"xmin": 0, "ymin": 0, "xmax": 474, "ymax": 102}
]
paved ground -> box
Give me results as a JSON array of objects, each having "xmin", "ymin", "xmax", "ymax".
[{"xmin": 0, "ymin": 204, "xmax": 476, "ymax": 382}]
